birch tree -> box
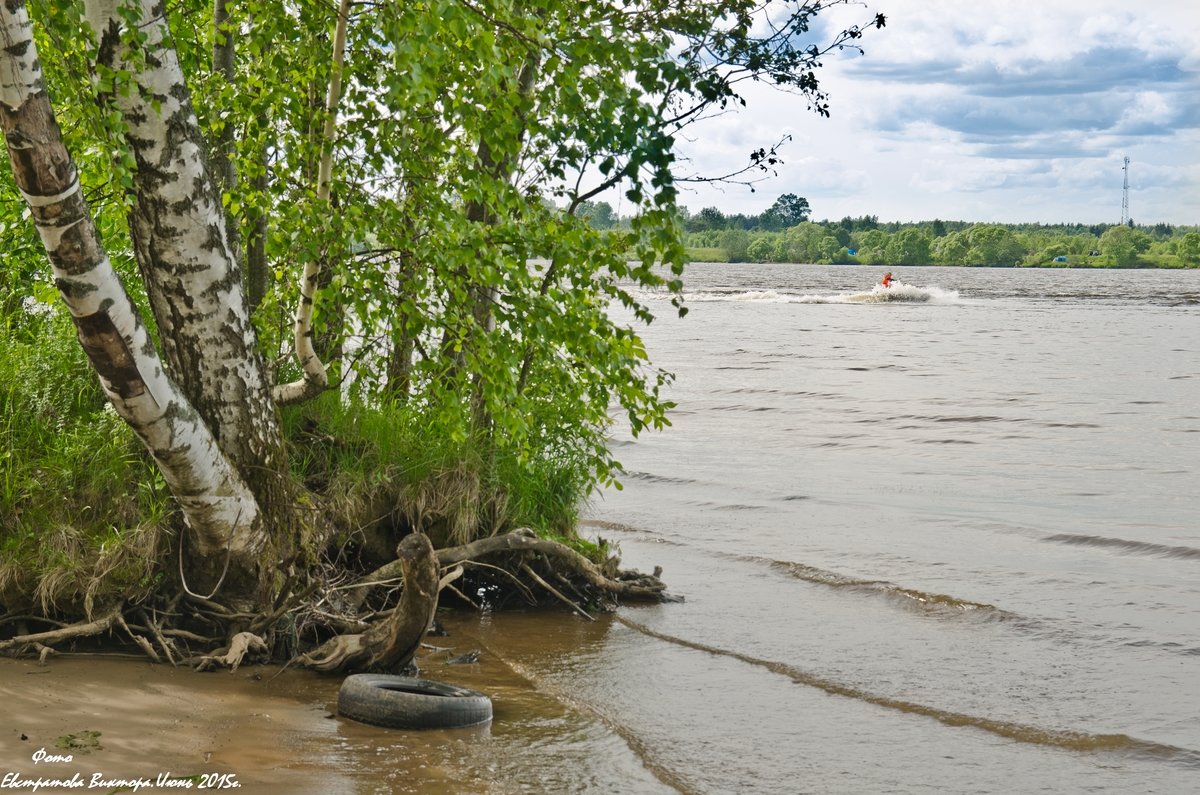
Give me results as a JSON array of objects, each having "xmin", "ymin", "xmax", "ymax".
[{"xmin": 0, "ymin": 0, "xmax": 271, "ymax": 603}]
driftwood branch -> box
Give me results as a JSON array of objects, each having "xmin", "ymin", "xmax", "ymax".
[
  {"xmin": 0, "ymin": 607, "xmax": 121, "ymax": 654},
  {"xmin": 348, "ymin": 528, "xmax": 666, "ymax": 610},
  {"xmin": 117, "ymin": 612, "xmax": 160, "ymax": 664},
  {"xmin": 520, "ymin": 562, "xmax": 594, "ymax": 621},
  {"xmin": 195, "ymin": 631, "xmax": 270, "ymax": 672},
  {"xmin": 460, "ymin": 559, "xmax": 537, "ymax": 604}
]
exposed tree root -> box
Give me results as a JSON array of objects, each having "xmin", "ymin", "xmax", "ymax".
[
  {"xmin": 520, "ymin": 562, "xmax": 594, "ymax": 621},
  {"xmin": 439, "ymin": 528, "xmax": 667, "ymax": 599},
  {"xmin": 295, "ymin": 532, "xmax": 439, "ymax": 673},
  {"xmin": 351, "ymin": 527, "xmax": 668, "ymax": 610},
  {"xmin": 34, "ymin": 643, "xmax": 57, "ymax": 664},
  {"xmin": 195, "ymin": 632, "xmax": 270, "ymax": 672},
  {"xmin": 1, "ymin": 527, "xmax": 673, "ymax": 671},
  {"xmin": 118, "ymin": 612, "xmax": 161, "ymax": 664},
  {"xmin": 0, "ymin": 607, "xmax": 121, "ymax": 655}
]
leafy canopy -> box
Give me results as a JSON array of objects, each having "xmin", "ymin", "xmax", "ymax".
[{"xmin": 6, "ymin": 0, "xmax": 885, "ymax": 499}]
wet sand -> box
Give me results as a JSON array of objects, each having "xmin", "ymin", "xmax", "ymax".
[
  {"xmin": 0, "ymin": 613, "xmax": 670, "ymax": 795},
  {"xmin": 1, "ymin": 653, "xmax": 348, "ymax": 794}
]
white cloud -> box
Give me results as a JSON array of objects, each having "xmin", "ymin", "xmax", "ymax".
[{"xmin": 674, "ymin": 0, "xmax": 1200, "ymax": 224}]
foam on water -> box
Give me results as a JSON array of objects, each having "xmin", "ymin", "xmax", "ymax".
[
  {"xmin": 803, "ymin": 283, "xmax": 961, "ymax": 304},
  {"xmin": 675, "ymin": 283, "xmax": 963, "ymax": 305}
]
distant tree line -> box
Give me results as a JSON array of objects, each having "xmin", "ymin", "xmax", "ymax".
[
  {"xmin": 571, "ymin": 194, "xmax": 1198, "ymax": 268},
  {"xmin": 678, "ymin": 207, "xmax": 1199, "ymax": 268}
]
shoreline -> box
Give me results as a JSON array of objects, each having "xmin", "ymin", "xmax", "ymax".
[
  {"xmin": 682, "ymin": 253, "xmax": 1199, "ymax": 269},
  {"xmin": 0, "ymin": 610, "xmax": 671, "ymax": 795}
]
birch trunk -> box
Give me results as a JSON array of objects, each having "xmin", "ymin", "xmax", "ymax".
[
  {"xmin": 273, "ymin": 0, "xmax": 353, "ymax": 405},
  {"xmin": 83, "ymin": 0, "xmax": 287, "ymax": 502},
  {"xmin": 0, "ymin": 2, "xmax": 265, "ymax": 572}
]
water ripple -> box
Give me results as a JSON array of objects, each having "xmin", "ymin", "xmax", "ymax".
[
  {"xmin": 623, "ymin": 471, "xmax": 699, "ymax": 486},
  {"xmin": 615, "ymin": 616, "xmax": 1200, "ymax": 765},
  {"xmin": 1043, "ymin": 533, "xmax": 1200, "ymax": 561}
]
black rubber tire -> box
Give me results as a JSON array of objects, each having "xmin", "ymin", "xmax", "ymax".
[{"xmin": 337, "ymin": 674, "xmax": 493, "ymax": 729}]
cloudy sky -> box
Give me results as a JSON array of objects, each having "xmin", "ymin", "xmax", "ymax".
[{"xmin": 673, "ymin": 0, "xmax": 1200, "ymax": 225}]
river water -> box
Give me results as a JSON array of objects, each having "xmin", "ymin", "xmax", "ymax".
[{"xmin": 559, "ymin": 264, "xmax": 1200, "ymax": 793}]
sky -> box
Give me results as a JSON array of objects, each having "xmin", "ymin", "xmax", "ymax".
[{"xmin": 671, "ymin": 0, "xmax": 1200, "ymax": 225}]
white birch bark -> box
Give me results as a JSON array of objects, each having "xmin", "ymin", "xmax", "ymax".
[
  {"xmin": 83, "ymin": 0, "xmax": 285, "ymax": 478},
  {"xmin": 0, "ymin": 0, "xmax": 261, "ymax": 558},
  {"xmin": 273, "ymin": 0, "xmax": 353, "ymax": 405}
]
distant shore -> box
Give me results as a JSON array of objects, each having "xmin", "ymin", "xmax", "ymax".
[
  {"xmin": 681, "ymin": 220, "xmax": 1199, "ymax": 269},
  {"xmin": 684, "ymin": 247, "xmax": 1198, "ymax": 269}
]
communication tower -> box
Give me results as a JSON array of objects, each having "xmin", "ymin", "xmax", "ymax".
[{"xmin": 1120, "ymin": 156, "xmax": 1131, "ymax": 225}]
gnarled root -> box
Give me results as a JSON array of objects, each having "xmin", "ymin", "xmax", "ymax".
[
  {"xmin": 195, "ymin": 631, "xmax": 270, "ymax": 672},
  {"xmin": 348, "ymin": 528, "xmax": 668, "ymax": 612},
  {"xmin": 296, "ymin": 532, "xmax": 439, "ymax": 673},
  {"xmin": 438, "ymin": 528, "xmax": 668, "ymax": 600}
]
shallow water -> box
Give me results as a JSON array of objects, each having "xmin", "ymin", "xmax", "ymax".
[{"xmin": 2, "ymin": 264, "xmax": 1197, "ymax": 794}]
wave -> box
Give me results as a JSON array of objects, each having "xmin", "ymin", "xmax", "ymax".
[
  {"xmin": 742, "ymin": 555, "xmax": 1009, "ymax": 618},
  {"xmin": 840, "ymin": 284, "xmax": 939, "ymax": 303},
  {"xmin": 1043, "ymin": 533, "xmax": 1200, "ymax": 561},
  {"xmin": 579, "ymin": 518, "xmax": 652, "ymax": 535},
  {"xmin": 682, "ymin": 289, "xmax": 792, "ymax": 303},
  {"xmin": 474, "ymin": 636, "xmax": 701, "ymax": 795},
  {"xmin": 749, "ymin": 553, "xmax": 1200, "ymax": 657},
  {"xmin": 1123, "ymin": 639, "xmax": 1200, "ymax": 656},
  {"xmin": 590, "ymin": 524, "xmax": 1200, "ymax": 660},
  {"xmin": 621, "ymin": 471, "xmax": 700, "ymax": 486},
  {"xmin": 615, "ymin": 616, "xmax": 1200, "ymax": 764}
]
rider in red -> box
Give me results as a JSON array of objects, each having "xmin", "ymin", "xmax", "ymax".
[{"xmin": 881, "ymin": 272, "xmax": 894, "ymax": 288}]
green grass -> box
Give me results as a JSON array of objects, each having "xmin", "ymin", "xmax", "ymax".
[
  {"xmin": 280, "ymin": 392, "xmax": 594, "ymax": 549},
  {"xmin": 0, "ymin": 307, "xmax": 608, "ymax": 616},
  {"xmin": 0, "ymin": 314, "xmax": 168, "ymax": 614},
  {"xmin": 1028, "ymin": 254, "xmax": 1196, "ymax": 269},
  {"xmin": 1140, "ymin": 253, "xmax": 1196, "ymax": 269}
]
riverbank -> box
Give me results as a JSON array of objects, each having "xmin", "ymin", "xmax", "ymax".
[
  {"xmin": 0, "ymin": 611, "xmax": 672, "ymax": 795},
  {"xmin": 1, "ymin": 655, "xmax": 343, "ymax": 793},
  {"xmin": 682, "ymin": 219, "xmax": 1198, "ymax": 268}
]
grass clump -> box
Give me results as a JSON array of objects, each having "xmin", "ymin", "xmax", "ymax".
[
  {"xmin": 684, "ymin": 246, "xmax": 729, "ymax": 263},
  {"xmin": 0, "ymin": 312, "xmax": 169, "ymax": 615},
  {"xmin": 281, "ymin": 391, "xmax": 596, "ymax": 554}
]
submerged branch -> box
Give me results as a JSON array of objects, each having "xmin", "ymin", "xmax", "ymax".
[{"xmin": 438, "ymin": 528, "xmax": 668, "ymax": 601}]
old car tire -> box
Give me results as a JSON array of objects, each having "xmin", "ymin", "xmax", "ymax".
[{"xmin": 337, "ymin": 674, "xmax": 493, "ymax": 729}]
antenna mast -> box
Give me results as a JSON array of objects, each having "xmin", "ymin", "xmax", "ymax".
[{"xmin": 1120, "ymin": 156, "xmax": 1131, "ymax": 225}]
